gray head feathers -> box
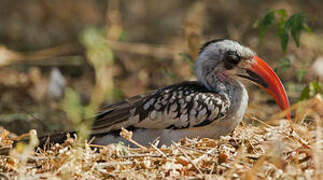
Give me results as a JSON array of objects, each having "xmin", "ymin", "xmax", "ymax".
[{"xmin": 195, "ymin": 39, "xmax": 255, "ymax": 92}]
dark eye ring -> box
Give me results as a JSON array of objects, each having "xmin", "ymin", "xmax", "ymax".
[{"xmin": 226, "ymin": 52, "xmax": 240, "ymax": 65}]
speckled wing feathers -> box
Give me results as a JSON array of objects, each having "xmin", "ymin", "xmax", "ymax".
[{"xmin": 91, "ymin": 81, "xmax": 230, "ymax": 135}]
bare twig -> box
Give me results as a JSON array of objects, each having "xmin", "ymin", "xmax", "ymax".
[
  {"xmin": 120, "ymin": 127, "xmax": 147, "ymax": 150},
  {"xmin": 172, "ymin": 142, "xmax": 204, "ymax": 175},
  {"xmin": 245, "ymin": 113, "xmax": 273, "ymax": 128},
  {"xmin": 150, "ymin": 143, "xmax": 167, "ymax": 158},
  {"xmin": 193, "ymin": 148, "xmax": 216, "ymax": 164},
  {"xmin": 10, "ymin": 132, "xmax": 30, "ymax": 141}
]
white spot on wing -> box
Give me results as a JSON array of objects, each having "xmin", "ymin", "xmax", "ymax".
[
  {"xmin": 181, "ymin": 102, "xmax": 187, "ymax": 109},
  {"xmin": 143, "ymin": 102, "xmax": 150, "ymax": 110},
  {"xmin": 169, "ymin": 97, "xmax": 175, "ymax": 103},
  {"xmin": 193, "ymin": 101, "xmax": 198, "ymax": 109},
  {"xmin": 178, "ymin": 99, "xmax": 184, "ymax": 105},
  {"xmin": 148, "ymin": 98, "xmax": 155, "ymax": 105},
  {"xmin": 190, "ymin": 109, "xmax": 197, "ymax": 115},
  {"xmin": 161, "ymin": 98, "xmax": 168, "ymax": 105},
  {"xmin": 197, "ymin": 108, "xmax": 207, "ymax": 119},
  {"xmin": 170, "ymin": 103, "xmax": 177, "ymax": 111},
  {"xmin": 169, "ymin": 110, "xmax": 178, "ymax": 119},
  {"xmin": 209, "ymin": 107, "xmax": 219, "ymax": 120},
  {"xmin": 178, "ymin": 91, "xmax": 183, "ymax": 98},
  {"xmin": 181, "ymin": 108, "xmax": 187, "ymax": 114},
  {"xmin": 154, "ymin": 102, "xmax": 162, "ymax": 110},
  {"xmin": 177, "ymin": 114, "xmax": 188, "ymax": 127},
  {"xmin": 207, "ymin": 103, "xmax": 214, "ymax": 111},
  {"xmin": 150, "ymin": 110, "xmax": 157, "ymax": 120}
]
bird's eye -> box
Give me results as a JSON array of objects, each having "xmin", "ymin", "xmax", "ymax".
[
  {"xmin": 224, "ymin": 51, "xmax": 240, "ymax": 70},
  {"xmin": 225, "ymin": 52, "xmax": 240, "ymax": 65}
]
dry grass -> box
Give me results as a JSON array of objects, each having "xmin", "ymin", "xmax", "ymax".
[
  {"xmin": 0, "ymin": 96, "xmax": 322, "ymax": 180},
  {"xmin": 0, "ymin": 1, "xmax": 322, "ymax": 179}
]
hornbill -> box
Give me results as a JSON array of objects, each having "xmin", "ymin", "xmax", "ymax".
[{"xmin": 40, "ymin": 39, "xmax": 290, "ymax": 147}]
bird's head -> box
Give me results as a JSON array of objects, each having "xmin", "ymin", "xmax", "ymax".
[{"xmin": 195, "ymin": 39, "xmax": 290, "ymax": 118}]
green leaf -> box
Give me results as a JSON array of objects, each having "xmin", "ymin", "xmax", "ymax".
[
  {"xmin": 299, "ymin": 85, "xmax": 310, "ymax": 101},
  {"xmin": 286, "ymin": 13, "xmax": 306, "ymax": 47},
  {"xmin": 256, "ymin": 10, "xmax": 311, "ymax": 53},
  {"xmin": 275, "ymin": 9, "xmax": 289, "ymax": 52},
  {"xmin": 303, "ymin": 23, "xmax": 312, "ymax": 33},
  {"xmin": 259, "ymin": 11, "xmax": 276, "ymax": 41},
  {"xmin": 312, "ymin": 81, "xmax": 322, "ymax": 93},
  {"xmin": 279, "ymin": 27, "xmax": 289, "ymax": 52},
  {"xmin": 299, "ymin": 81, "xmax": 323, "ymax": 101},
  {"xmin": 276, "ymin": 9, "xmax": 287, "ymax": 21}
]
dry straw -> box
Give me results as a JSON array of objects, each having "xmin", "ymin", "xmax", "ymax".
[{"xmin": 0, "ymin": 95, "xmax": 322, "ymax": 179}]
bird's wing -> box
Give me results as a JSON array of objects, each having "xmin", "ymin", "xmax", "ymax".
[{"xmin": 91, "ymin": 81, "xmax": 230, "ymax": 135}]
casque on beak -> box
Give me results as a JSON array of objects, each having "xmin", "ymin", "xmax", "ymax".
[{"xmin": 238, "ymin": 56, "xmax": 290, "ymax": 119}]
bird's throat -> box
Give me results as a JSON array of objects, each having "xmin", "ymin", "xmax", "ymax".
[{"xmin": 202, "ymin": 71, "xmax": 236, "ymax": 95}]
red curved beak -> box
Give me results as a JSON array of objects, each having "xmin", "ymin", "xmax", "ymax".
[{"xmin": 246, "ymin": 56, "xmax": 290, "ymax": 119}]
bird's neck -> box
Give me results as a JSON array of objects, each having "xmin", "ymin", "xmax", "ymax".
[
  {"xmin": 199, "ymin": 70, "xmax": 248, "ymax": 124},
  {"xmin": 198, "ymin": 70, "xmax": 236, "ymax": 95},
  {"xmin": 198, "ymin": 69, "xmax": 247, "ymax": 107},
  {"xmin": 195, "ymin": 59, "xmax": 247, "ymax": 105}
]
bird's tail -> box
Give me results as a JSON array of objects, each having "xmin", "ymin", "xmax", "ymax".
[
  {"xmin": 10, "ymin": 131, "xmax": 78, "ymax": 150},
  {"xmin": 0, "ymin": 131, "xmax": 77, "ymax": 155},
  {"xmin": 37, "ymin": 131, "xmax": 77, "ymax": 148}
]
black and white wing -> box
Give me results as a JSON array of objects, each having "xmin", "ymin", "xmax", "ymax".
[{"xmin": 91, "ymin": 81, "xmax": 230, "ymax": 135}]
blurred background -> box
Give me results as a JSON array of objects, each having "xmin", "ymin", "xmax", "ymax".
[{"xmin": 0, "ymin": 0, "xmax": 322, "ymax": 136}]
